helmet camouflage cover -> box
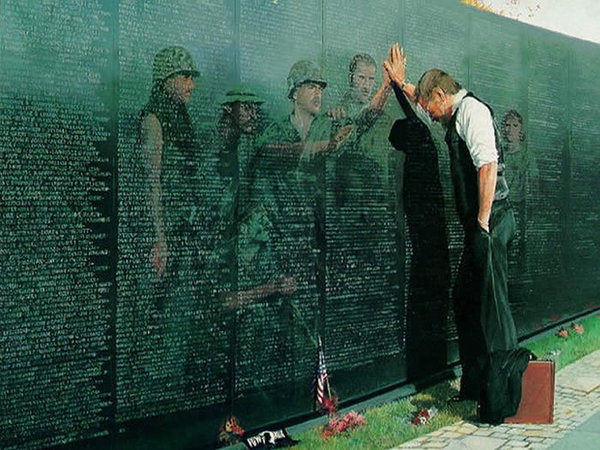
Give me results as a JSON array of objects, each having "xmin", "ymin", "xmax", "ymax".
[
  {"xmin": 153, "ymin": 46, "xmax": 200, "ymax": 82},
  {"xmin": 287, "ymin": 59, "xmax": 327, "ymax": 98}
]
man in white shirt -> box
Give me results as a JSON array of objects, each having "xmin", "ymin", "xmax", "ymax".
[{"xmin": 385, "ymin": 44, "xmax": 529, "ymax": 423}]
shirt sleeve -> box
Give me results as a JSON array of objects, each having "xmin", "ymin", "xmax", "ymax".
[{"xmin": 455, "ymin": 97, "xmax": 498, "ymax": 169}]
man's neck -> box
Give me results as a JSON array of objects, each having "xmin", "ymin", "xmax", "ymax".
[{"xmin": 290, "ymin": 108, "xmax": 316, "ymax": 140}]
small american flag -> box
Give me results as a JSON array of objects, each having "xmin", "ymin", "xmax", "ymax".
[{"xmin": 315, "ymin": 336, "xmax": 330, "ymax": 408}]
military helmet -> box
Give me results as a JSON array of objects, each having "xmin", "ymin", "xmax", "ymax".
[
  {"xmin": 153, "ymin": 46, "xmax": 200, "ymax": 82},
  {"xmin": 220, "ymin": 83, "xmax": 265, "ymax": 105},
  {"xmin": 286, "ymin": 60, "xmax": 327, "ymax": 99}
]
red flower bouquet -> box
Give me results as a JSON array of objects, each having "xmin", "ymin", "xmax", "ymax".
[{"xmin": 321, "ymin": 410, "xmax": 366, "ymax": 439}]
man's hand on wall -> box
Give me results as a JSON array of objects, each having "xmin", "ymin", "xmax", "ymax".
[{"xmin": 383, "ymin": 43, "xmax": 407, "ymax": 86}]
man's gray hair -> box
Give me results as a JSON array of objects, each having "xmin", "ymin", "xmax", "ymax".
[{"xmin": 414, "ymin": 69, "xmax": 462, "ymax": 101}]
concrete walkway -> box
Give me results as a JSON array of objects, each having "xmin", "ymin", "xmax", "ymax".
[{"xmin": 391, "ymin": 349, "xmax": 600, "ymax": 449}]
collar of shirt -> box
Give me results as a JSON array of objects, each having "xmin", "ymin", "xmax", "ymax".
[{"xmin": 451, "ymin": 88, "xmax": 468, "ymax": 116}]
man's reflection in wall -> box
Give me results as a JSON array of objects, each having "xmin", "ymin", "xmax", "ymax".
[
  {"xmin": 502, "ymin": 109, "xmax": 538, "ymax": 275},
  {"xmin": 137, "ymin": 46, "xmax": 201, "ymax": 400},
  {"xmin": 388, "ymin": 82, "xmax": 450, "ymax": 379}
]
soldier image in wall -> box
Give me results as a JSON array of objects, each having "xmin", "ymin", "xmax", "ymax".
[
  {"xmin": 191, "ymin": 84, "xmax": 299, "ymax": 413},
  {"xmin": 501, "ymin": 109, "xmax": 538, "ymax": 274},
  {"xmin": 216, "ymin": 84, "xmax": 268, "ymax": 189},
  {"xmin": 324, "ymin": 53, "xmax": 407, "ymax": 371},
  {"xmin": 236, "ymin": 59, "xmax": 352, "ymax": 395},
  {"xmin": 206, "ymin": 84, "xmax": 297, "ymax": 308},
  {"xmin": 333, "ymin": 53, "xmax": 394, "ymax": 205},
  {"xmin": 137, "ymin": 45, "xmax": 203, "ymax": 400},
  {"xmin": 202, "ymin": 84, "xmax": 269, "ymax": 271}
]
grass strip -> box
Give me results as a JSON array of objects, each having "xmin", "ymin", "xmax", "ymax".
[{"xmin": 291, "ymin": 313, "xmax": 600, "ymax": 449}]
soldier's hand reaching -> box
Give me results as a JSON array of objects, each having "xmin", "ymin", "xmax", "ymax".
[
  {"xmin": 381, "ymin": 60, "xmax": 392, "ymax": 87},
  {"xmin": 273, "ymin": 275, "xmax": 297, "ymax": 295},
  {"xmin": 326, "ymin": 107, "xmax": 347, "ymax": 121},
  {"xmin": 327, "ymin": 124, "xmax": 354, "ymax": 151}
]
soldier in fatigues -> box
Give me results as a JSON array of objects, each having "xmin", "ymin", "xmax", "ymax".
[
  {"xmin": 327, "ymin": 53, "xmax": 406, "ymax": 371},
  {"xmin": 137, "ymin": 46, "xmax": 202, "ymax": 404},
  {"xmin": 501, "ymin": 109, "xmax": 538, "ymax": 275},
  {"xmin": 237, "ymin": 60, "xmax": 352, "ymax": 395}
]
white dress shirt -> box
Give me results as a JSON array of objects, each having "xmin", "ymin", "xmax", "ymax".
[{"xmin": 452, "ymin": 89, "xmax": 498, "ymax": 169}]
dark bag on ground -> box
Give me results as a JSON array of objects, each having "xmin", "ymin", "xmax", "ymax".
[{"xmin": 478, "ymin": 348, "xmax": 532, "ymax": 424}]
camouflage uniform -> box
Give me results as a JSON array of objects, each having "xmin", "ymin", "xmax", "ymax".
[{"xmin": 235, "ymin": 61, "xmax": 345, "ymax": 393}]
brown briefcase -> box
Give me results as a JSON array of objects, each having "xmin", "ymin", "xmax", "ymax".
[{"xmin": 504, "ymin": 360, "xmax": 555, "ymax": 424}]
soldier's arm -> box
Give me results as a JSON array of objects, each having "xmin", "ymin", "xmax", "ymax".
[
  {"xmin": 223, "ymin": 275, "xmax": 297, "ymax": 309},
  {"xmin": 369, "ymin": 62, "xmax": 393, "ymax": 113},
  {"xmin": 141, "ymin": 113, "xmax": 167, "ymax": 276}
]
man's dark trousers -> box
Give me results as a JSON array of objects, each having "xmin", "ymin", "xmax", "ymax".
[{"xmin": 454, "ymin": 198, "xmax": 518, "ymax": 400}]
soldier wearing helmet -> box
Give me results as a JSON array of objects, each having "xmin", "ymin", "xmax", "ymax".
[
  {"xmin": 232, "ymin": 60, "xmax": 352, "ymax": 391},
  {"xmin": 138, "ymin": 46, "xmax": 200, "ymax": 277},
  {"xmin": 136, "ymin": 46, "xmax": 201, "ymax": 400},
  {"xmin": 283, "ymin": 59, "xmax": 329, "ymax": 141},
  {"xmin": 247, "ymin": 59, "xmax": 352, "ymax": 228}
]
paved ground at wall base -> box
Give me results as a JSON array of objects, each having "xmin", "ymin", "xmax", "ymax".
[{"xmin": 391, "ymin": 349, "xmax": 600, "ymax": 449}]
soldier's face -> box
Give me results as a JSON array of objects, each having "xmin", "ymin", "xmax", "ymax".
[
  {"xmin": 350, "ymin": 62, "xmax": 376, "ymax": 104},
  {"xmin": 504, "ymin": 117, "xmax": 522, "ymax": 144},
  {"xmin": 237, "ymin": 102, "xmax": 259, "ymax": 133},
  {"xmin": 294, "ymin": 82, "xmax": 323, "ymax": 116},
  {"xmin": 164, "ymin": 74, "xmax": 195, "ymax": 103}
]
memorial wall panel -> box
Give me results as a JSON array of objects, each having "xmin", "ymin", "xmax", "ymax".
[
  {"xmin": 321, "ymin": 0, "xmax": 407, "ymax": 392},
  {"xmin": 0, "ymin": 1, "xmax": 599, "ymax": 448},
  {"xmin": 524, "ymin": 34, "xmax": 568, "ymax": 281},
  {"xmin": 565, "ymin": 45, "xmax": 600, "ymax": 291},
  {"xmin": 0, "ymin": 1, "xmax": 114, "ymax": 448},
  {"xmin": 234, "ymin": 0, "xmax": 326, "ymax": 427},
  {"xmin": 116, "ymin": 0, "xmax": 235, "ymax": 423}
]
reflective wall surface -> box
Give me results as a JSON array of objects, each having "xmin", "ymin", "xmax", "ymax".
[{"xmin": 1, "ymin": 1, "xmax": 599, "ymax": 448}]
